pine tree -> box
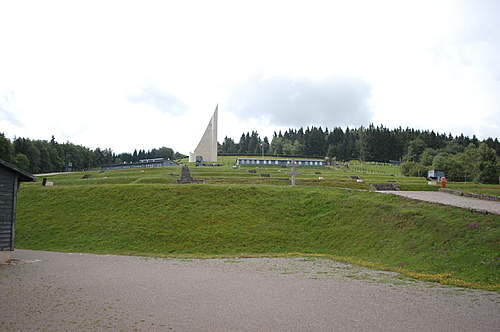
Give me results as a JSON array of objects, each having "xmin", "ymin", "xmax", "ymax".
[
  {"xmin": 478, "ymin": 143, "xmax": 499, "ymax": 184},
  {"xmin": 0, "ymin": 133, "xmax": 14, "ymax": 162}
]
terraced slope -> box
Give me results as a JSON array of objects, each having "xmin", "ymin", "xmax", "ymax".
[{"xmin": 16, "ymin": 184, "xmax": 500, "ymax": 290}]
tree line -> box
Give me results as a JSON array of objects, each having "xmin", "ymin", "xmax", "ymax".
[
  {"xmin": 400, "ymin": 138, "xmax": 498, "ymax": 183},
  {"xmin": 220, "ymin": 124, "xmax": 499, "ymax": 183},
  {"xmin": 220, "ymin": 124, "xmax": 499, "ymax": 160},
  {"xmin": 0, "ymin": 133, "xmax": 185, "ymax": 174},
  {"xmin": 1, "ymin": 124, "xmax": 498, "ymax": 183}
]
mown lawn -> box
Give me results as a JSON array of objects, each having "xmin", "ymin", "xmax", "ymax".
[
  {"xmin": 16, "ymin": 184, "xmax": 499, "ymax": 290},
  {"xmin": 446, "ymin": 183, "xmax": 500, "ymax": 196},
  {"xmin": 30, "ymin": 159, "xmax": 435, "ymax": 191},
  {"xmin": 35, "ymin": 157, "xmax": 499, "ymax": 196}
]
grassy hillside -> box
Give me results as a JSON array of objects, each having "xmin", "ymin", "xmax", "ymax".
[
  {"xmin": 32, "ymin": 160, "xmax": 431, "ymax": 190},
  {"xmin": 33, "ymin": 157, "xmax": 500, "ymax": 195},
  {"xmin": 16, "ymin": 184, "xmax": 499, "ymax": 290}
]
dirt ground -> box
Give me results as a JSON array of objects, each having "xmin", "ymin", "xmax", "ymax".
[
  {"xmin": 1, "ymin": 250, "xmax": 499, "ymax": 331},
  {"xmin": 380, "ymin": 191, "xmax": 500, "ymax": 215}
]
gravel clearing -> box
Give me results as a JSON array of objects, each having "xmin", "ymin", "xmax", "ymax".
[
  {"xmin": 1, "ymin": 250, "xmax": 499, "ymax": 331},
  {"xmin": 379, "ymin": 191, "xmax": 500, "ymax": 215}
]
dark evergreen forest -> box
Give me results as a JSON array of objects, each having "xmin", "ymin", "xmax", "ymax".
[
  {"xmin": 219, "ymin": 125, "xmax": 499, "ymax": 183},
  {"xmin": 220, "ymin": 125, "xmax": 499, "ymax": 161},
  {"xmin": 0, "ymin": 134, "xmax": 185, "ymax": 174}
]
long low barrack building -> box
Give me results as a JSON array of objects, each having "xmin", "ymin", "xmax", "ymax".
[
  {"xmin": 236, "ymin": 158, "xmax": 325, "ymax": 167},
  {"xmin": 101, "ymin": 158, "xmax": 177, "ymax": 171}
]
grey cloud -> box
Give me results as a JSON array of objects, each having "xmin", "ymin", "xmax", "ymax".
[
  {"xmin": 129, "ymin": 86, "xmax": 186, "ymax": 116},
  {"xmin": 228, "ymin": 76, "xmax": 372, "ymax": 127},
  {"xmin": 446, "ymin": 1, "xmax": 500, "ymax": 76},
  {"xmin": 0, "ymin": 108, "xmax": 19, "ymax": 125},
  {"xmin": 460, "ymin": 1, "xmax": 500, "ymax": 42},
  {"xmin": 0, "ymin": 91, "xmax": 21, "ymax": 126}
]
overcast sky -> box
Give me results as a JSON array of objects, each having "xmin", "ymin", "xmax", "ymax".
[{"xmin": 0, "ymin": 0, "xmax": 499, "ymax": 154}]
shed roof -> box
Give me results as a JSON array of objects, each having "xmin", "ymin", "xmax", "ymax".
[{"xmin": 0, "ymin": 158, "xmax": 36, "ymax": 182}]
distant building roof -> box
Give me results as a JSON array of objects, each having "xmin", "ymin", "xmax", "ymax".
[
  {"xmin": 236, "ymin": 158, "xmax": 325, "ymax": 166},
  {"xmin": 427, "ymin": 170, "xmax": 445, "ymax": 179},
  {"xmin": 0, "ymin": 158, "xmax": 36, "ymax": 182},
  {"xmin": 101, "ymin": 158, "xmax": 177, "ymax": 170},
  {"xmin": 138, "ymin": 158, "xmax": 165, "ymax": 163}
]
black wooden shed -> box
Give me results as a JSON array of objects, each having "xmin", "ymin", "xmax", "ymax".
[{"xmin": 0, "ymin": 159, "xmax": 35, "ymax": 262}]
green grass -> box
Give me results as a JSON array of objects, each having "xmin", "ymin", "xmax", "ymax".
[
  {"xmin": 345, "ymin": 160, "xmax": 403, "ymax": 176},
  {"xmin": 16, "ymin": 183, "xmax": 500, "ymax": 290},
  {"xmin": 445, "ymin": 183, "xmax": 500, "ymax": 197},
  {"xmin": 36, "ymin": 158, "xmax": 498, "ymax": 195},
  {"xmin": 31, "ymin": 159, "xmax": 434, "ymax": 190}
]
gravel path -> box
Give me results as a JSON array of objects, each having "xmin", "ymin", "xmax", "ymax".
[
  {"xmin": 34, "ymin": 172, "xmax": 67, "ymax": 177},
  {"xmin": 1, "ymin": 250, "xmax": 499, "ymax": 331},
  {"xmin": 380, "ymin": 191, "xmax": 500, "ymax": 215}
]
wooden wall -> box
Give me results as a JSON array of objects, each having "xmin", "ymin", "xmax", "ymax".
[{"xmin": 0, "ymin": 167, "xmax": 17, "ymax": 251}]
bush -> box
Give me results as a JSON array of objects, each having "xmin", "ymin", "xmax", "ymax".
[
  {"xmin": 401, "ymin": 161, "xmax": 429, "ymax": 177},
  {"xmin": 401, "ymin": 161, "xmax": 416, "ymax": 176},
  {"xmin": 14, "ymin": 153, "xmax": 30, "ymax": 171},
  {"xmin": 432, "ymin": 153, "xmax": 464, "ymax": 181},
  {"xmin": 478, "ymin": 143, "xmax": 499, "ymax": 184},
  {"xmin": 478, "ymin": 162, "xmax": 499, "ymax": 184}
]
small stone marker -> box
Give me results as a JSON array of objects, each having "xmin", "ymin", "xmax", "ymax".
[
  {"xmin": 289, "ymin": 170, "xmax": 298, "ymax": 186},
  {"xmin": 81, "ymin": 174, "xmax": 91, "ymax": 179},
  {"xmin": 288, "ymin": 161, "xmax": 300, "ymax": 186},
  {"xmin": 371, "ymin": 183, "xmax": 400, "ymax": 191},
  {"xmin": 248, "ymin": 170, "xmax": 257, "ymax": 174},
  {"xmin": 42, "ymin": 178, "xmax": 54, "ymax": 186},
  {"xmin": 177, "ymin": 165, "xmax": 204, "ymax": 184},
  {"xmin": 315, "ymin": 171, "xmax": 321, "ymax": 175},
  {"xmin": 260, "ymin": 173, "xmax": 270, "ymax": 177}
]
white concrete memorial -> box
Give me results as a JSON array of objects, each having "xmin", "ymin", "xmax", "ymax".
[{"xmin": 189, "ymin": 105, "xmax": 218, "ymax": 162}]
